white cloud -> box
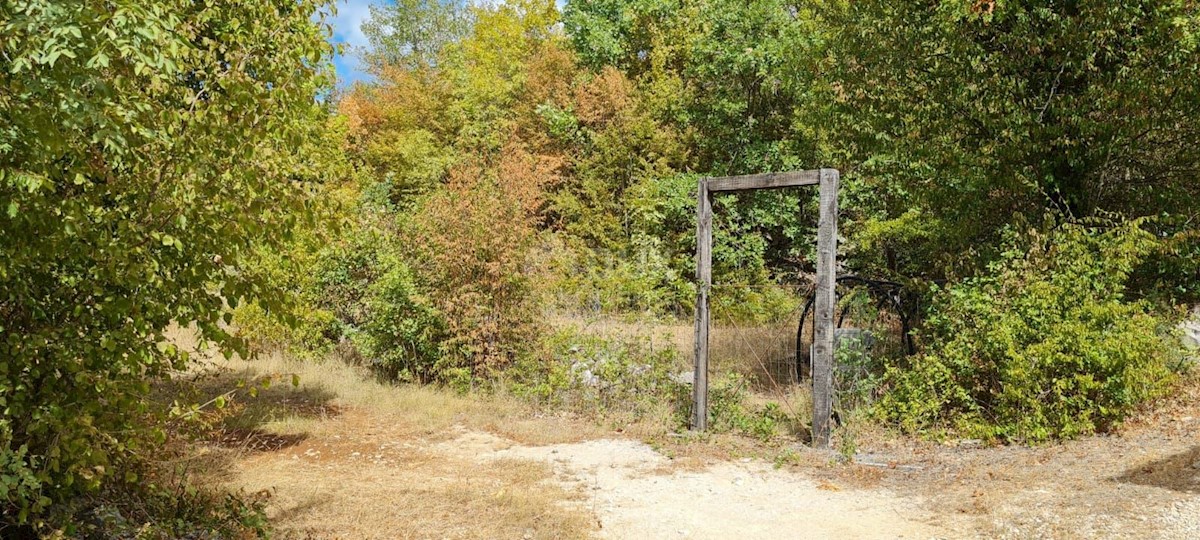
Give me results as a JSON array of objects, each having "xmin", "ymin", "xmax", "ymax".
[
  {"xmin": 316, "ymin": 0, "xmax": 380, "ymax": 86},
  {"xmin": 325, "ymin": 0, "xmax": 375, "ymax": 50}
]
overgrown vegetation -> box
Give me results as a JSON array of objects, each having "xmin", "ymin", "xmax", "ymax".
[
  {"xmin": 238, "ymin": 0, "xmax": 1198, "ymax": 442},
  {"xmin": 511, "ymin": 327, "xmax": 682, "ymax": 416},
  {"xmin": 0, "ymin": 0, "xmax": 333, "ymax": 530},
  {"xmin": 4, "ymin": 0, "xmax": 1200, "ymax": 532},
  {"xmin": 877, "ymin": 220, "xmax": 1178, "ymax": 442}
]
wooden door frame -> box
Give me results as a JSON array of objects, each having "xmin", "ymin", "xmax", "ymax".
[{"xmin": 692, "ymin": 168, "xmax": 839, "ymax": 447}]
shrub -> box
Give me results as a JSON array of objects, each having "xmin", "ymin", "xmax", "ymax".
[
  {"xmin": 232, "ymin": 219, "xmax": 379, "ymax": 360},
  {"xmin": 833, "ymin": 330, "xmax": 885, "ymax": 413},
  {"xmin": 544, "ymin": 237, "xmax": 694, "ymax": 317},
  {"xmin": 310, "ymin": 228, "xmax": 387, "ymax": 332},
  {"xmin": 707, "ymin": 375, "xmax": 793, "ymax": 442},
  {"xmin": 510, "ymin": 327, "xmax": 683, "ymax": 418},
  {"xmin": 37, "ymin": 482, "xmax": 271, "ymax": 539},
  {"xmin": 403, "ymin": 148, "xmax": 546, "ymax": 382},
  {"xmin": 232, "ymin": 301, "xmax": 341, "ymax": 360},
  {"xmin": 876, "ymin": 219, "xmax": 1176, "ymax": 442},
  {"xmin": 357, "ymin": 256, "xmax": 451, "ymax": 384}
]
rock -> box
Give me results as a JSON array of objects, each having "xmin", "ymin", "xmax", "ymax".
[
  {"xmin": 1181, "ymin": 308, "xmax": 1200, "ymax": 350},
  {"xmin": 670, "ymin": 371, "xmax": 695, "ymax": 385},
  {"xmin": 569, "ymin": 360, "xmax": 601, "ymax": 387}
]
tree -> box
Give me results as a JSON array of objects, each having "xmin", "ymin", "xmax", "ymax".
[
  {"xmin": 819, "ymin": 0, "xmax": 1200, "ymax": 283},
  {"xmin": 362, "ymin": 0, "xmax": 470, "ymax": 71},
  {"xmin": 564, "ymin": 0, "xmax": 828, "ymax": 283},
  {"xmin": 0, "ymin": 0, "xmax": 333, "ymax": 520}
]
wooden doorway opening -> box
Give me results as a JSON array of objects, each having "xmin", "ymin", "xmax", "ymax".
[{"xmin": 692, "ymin": 169, "xmax": 839, "ymax": 447}]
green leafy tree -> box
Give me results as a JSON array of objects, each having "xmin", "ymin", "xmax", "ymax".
[
  {"xmin": 363, "ymin": 0, "xmax": 471, "ymax": 71},
  {"xmin": 563, "ymin": 0, "xmax": 827, "ymax": 289},
  {"xmin": 0, "ymin": 0, "xmax": 333, "ymax": 521},
  {"xmin": 819, "ymin": 0, "xmax": 1200, "ymax": 283}
]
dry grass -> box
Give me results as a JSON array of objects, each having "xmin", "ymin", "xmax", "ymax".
[
  {"xmin": 197, "ymin": 352, "xmax": 615, "ymax": 446},
  {"xmin": 168, "ymin": 340, "xmax": 604, "ymax": 539},
  {"xmin": 225, "ymin": 413, "xmax": 594, "ymax": 540},
  {"xmin": 709, "ymin": 322, "xmax": 801, "ymax": 387},
  {"xmin": 158, "ymin": 323, "xmax": 1200, "ymax": 539},
  {"xmin": 545, "ymin": 316, "xmax": 814, "ymax": 438},
  {"xmin": 545, "ymin": 315, "xmax": 804, "ymax": 388},
  {"xmin": 165, "ymin": 320, "xmax": 824, "ymax": 538}
]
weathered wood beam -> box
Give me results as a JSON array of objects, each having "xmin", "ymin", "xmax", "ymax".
[
  {"xmin": 811, "ymin": 168, "xmax": 840, "ymax": 448},
  {"xmin": 691, "ymin": 168, "xmax": 839, "ymax": 445},
  {"xmin": 692, "ymin": 177, "xmax": 712, "ymax": 431},
  {"xmin": 706, "ymin": 170, "xmax": 821, "ymax": 192}
]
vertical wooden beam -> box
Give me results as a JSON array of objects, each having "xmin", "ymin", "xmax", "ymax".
[
  {"xmin": 692, "ymin": 178, "xmax": 712, "ymax": 431},
  {"xmin": 812, "ymin": 168, "xmax": 839, "ymax": 448}
]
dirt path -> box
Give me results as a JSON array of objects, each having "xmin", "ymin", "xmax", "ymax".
[
  {"xmin": 214, "ymin": 401, "xmax": 1200, "ymax": 540},
  {"xmin": 464, "ymin": 432, "xmax": 960, "ymax": 539},
  {"xmin": 194, "ymin": 354, "xmax": 1200, "ymax": 540},
  {"xmin": 221, "ymin": 413, "xmax": 963, "ymax": 539}
]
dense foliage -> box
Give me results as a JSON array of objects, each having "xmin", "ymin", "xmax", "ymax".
[
  {"xmin": 234, "ymin": 0, "xmax": 1199, "ymax": 441},
  {"xmin": 0, "ymin": 0, "xmax": 332, "ymax": 525},
  {"xmin": 820, "ymin": 0, "xmax": 1200, "ymax": 288},
  {"xmin": 877, "ymin": 220, "xmax": 1176, "ymax": 442},
  {"xmin": 5, "ymin": 0, "xmax": 1199, "ymax": 529}
]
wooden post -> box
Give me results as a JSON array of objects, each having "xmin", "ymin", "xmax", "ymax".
[
  {"xmin": 692, "ymin": 178, "xmax": 712, "ymax": 431},
  {"xmin": 812, "ymin": 168, "xmax": 839, "ymax": 448}
]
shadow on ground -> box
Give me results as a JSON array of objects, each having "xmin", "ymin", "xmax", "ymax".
[
  {"xmin": 1117, "ymin": 445, "xmax": 1200, "ymax": 494},
  {"xmin": 158, "ymin": 365, "xmax": 341, "ymax": 457}
]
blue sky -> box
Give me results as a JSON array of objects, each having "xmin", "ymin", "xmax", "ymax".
[
  {"xmin": 325, "ymin": 0, "xmax": 569, "ymax": 86},
  {"xmin": 326, "ymin": 0, "xmax": 378, "ymax": 86}
]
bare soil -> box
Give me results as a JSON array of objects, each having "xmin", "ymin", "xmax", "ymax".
[
  {"xmin": 199, "ymin": 372, "xmax": 1200, "ymax": 539},
  {"xmin": 838, "ymin": 379, "xmax": 1200, "ymax": 540}
]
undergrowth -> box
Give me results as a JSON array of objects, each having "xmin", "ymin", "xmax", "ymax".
[
  {"xmin": 508, "ymin": 325, "xmax": 807, "ymax": 443},
  {"xmin": 875, "ymin": 219, "xmax": 1178, "ymax": 443}
]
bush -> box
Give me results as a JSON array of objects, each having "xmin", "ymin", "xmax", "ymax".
[
  {"xmin": 231, "ymin": 225, "xmax": 377, "ymax": 361},
  {"xmin": 546, "ymin": 237, "xmax": 694, "ymax": 318},
  {"xmin": 707, "ymin": 375, "xmax": 794, "ymax": 442},
  {"xmin": 510, "ymin": 327, "xmax": 683, "ymax": 418},
  {"xmin": 0, "ymin": 0, "xmax": 332, "ymax": 521},
  {"xmin": 876, "ymin": 219, "xmax": 1177, "ymax": 442},
  {"xmin": 357, "ymin": 256, "xmax": 451, "ymax": 384},
  {"xmin": 403, "ymin": 152, "xmax": 545, "ymax": 382},
  {"xmin": 35, "ymin": 482, "xmax": 271, "ymax": 539},
  {"xmin": 232, "ymin": 300, "xmax": 341, "ymax": 360}
]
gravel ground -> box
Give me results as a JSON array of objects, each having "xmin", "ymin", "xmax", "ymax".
[{"xmin": 1157, "ymin": 497, "xmax": 1200, "ymax": 539}]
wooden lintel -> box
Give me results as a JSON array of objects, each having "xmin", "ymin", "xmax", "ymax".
[{"xmin": 706, "ymin": 170, "xmax": 822, "ymax": 192}]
